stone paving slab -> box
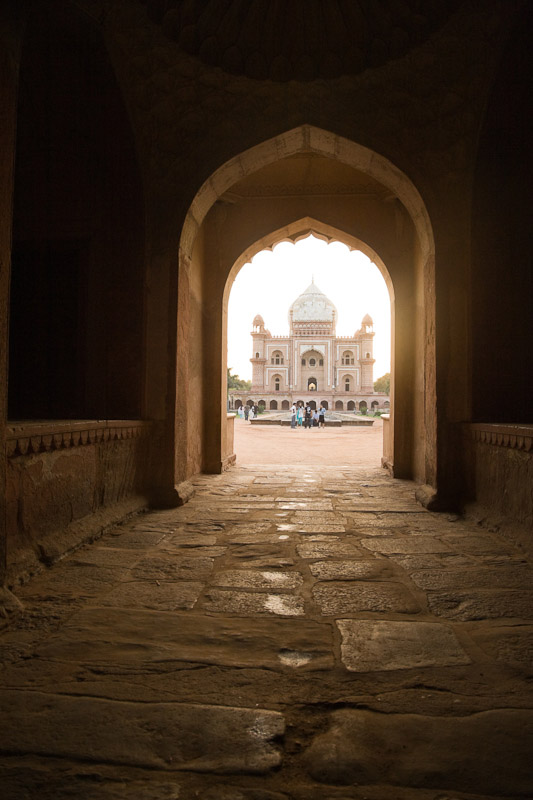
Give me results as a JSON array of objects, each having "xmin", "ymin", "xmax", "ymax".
[
  {"xmin": 313, "ymin": 582, "xmax": 421, "ymax": 615},
  {"xmin": 0, "ymin": 690, "xmax": 284, "ymax": 773},
  {"xmin": 308, "ymin": 559, "xmax": 395, "ymax": 581},
  {"xmin": 99, "ymin": 580, "xmax": 204, "ymax": 611},
  {"xmin": 468, "ymin": 624, "xmax": 533, "ymax": 670},
  {"xmin": 202, "ymin": 589, "xmax": 305, "ymax": 617},
  {"xmin": 303, "ymin": 707, "xmax": 533, "ymax": 796},
  {"xmin": 410, "ymin": 566, "xmax": 533, "ymax": 590},
  {"xmin": 131, "ymin": 555, "xmax": 214, "ymax": 581},
  {"xmin": 296, "ymin": 540, "xmax": 369, "ymax": 559},
  {"xmin": 212, "ymin": 570, "xmax": 304, "ymax": 590},
  {"xmin": 337, "ymin": 620, "xmax": 471, "ymax": 671},
  {"xmin": 33, "ymin": 607, "xmax": 334, "ymax": 671},
  {"xmin": 428, "ymin": 589, "xmax": 533, "ymax": 621},
  {"xmin": 361, "ymin": 536, "xmax": 452, "ymax": 554}
]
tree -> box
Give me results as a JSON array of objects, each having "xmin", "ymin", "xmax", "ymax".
[
  {"xmin": 374, "ymin": 372, "xmax": 390, "ymax": 394},
  {"xmin": 227, "ymin": 368, "xmax": 251, "ymax": 391}
]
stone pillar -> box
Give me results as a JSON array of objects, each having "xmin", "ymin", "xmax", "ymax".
[{"xmin": 0, "ymin": 7, "xmax": 21, "ymax": 591}]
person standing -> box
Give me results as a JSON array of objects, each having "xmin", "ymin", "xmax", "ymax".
[
  {"xmin": 319, "ymin": 404, "xmax": 326, "ymax": 428},
  {"xmin": 296, "ymin": 404, "xmax": 303, "ymax": 427},
  {"xmin": 313, "ymin": 408, "xmax": 320, "ymax": 428},
  {"xmin": 290, "ymin": 403, "xmax": 297, "ymax": 428},
  {"xmin": 244, "ymin": 404, "xmax": 249, "ymax": 421},
  {"xmin": 304, "ymin": 404, "xmax": 312, "ymax": 429}
]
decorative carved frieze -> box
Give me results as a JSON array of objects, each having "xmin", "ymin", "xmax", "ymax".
[
  {"xmin": 465, "ymin": 424, "xmax": 533, "ymax": 453},
  {"xmin": 6, "ymin": 421, "xmax": 152, "ymax": 458}
]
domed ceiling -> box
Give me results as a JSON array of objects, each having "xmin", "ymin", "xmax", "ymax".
[{"xmin": 143, "ymin": 0, "xmax": 465, "ymax": 82}]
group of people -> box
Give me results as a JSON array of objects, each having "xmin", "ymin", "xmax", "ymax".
[
  {"xmin": 291, "ymin": 403, "xmax": 326, "ymax": 429},
  {"xmin": 237, "ymin": 403, "xmax": 259, "ymax": 421}
]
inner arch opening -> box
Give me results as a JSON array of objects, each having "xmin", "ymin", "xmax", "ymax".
[{"xmin": 226, "ymin": 231, "xmax": 392, "ymax": 466}]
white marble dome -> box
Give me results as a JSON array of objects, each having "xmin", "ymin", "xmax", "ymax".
[{"xmin": 289, "ymin": 280, "xmax": 337, "ymax": 323}]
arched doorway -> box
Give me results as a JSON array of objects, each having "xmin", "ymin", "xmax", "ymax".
[
  {"xmin": 335, "ymin": 400, "xmax": 344, "ymax": 411},
  {"xmin": 347, "ymin": 400, "xmax": 355, "ymax": 411},
  {"xmin": 281, "ymin": 400, "xmax": 290, "ymax": 410},
  {"xmin": 321, "ymin": 400, "xmax": 328, "ymax": 410},
  {"xmin": 270, "ymin": 400, "xmax": 278, "ymax": 410},
  {"xmin": 176, "ymin": 125, "xmax": 435, "ymax": 491}
]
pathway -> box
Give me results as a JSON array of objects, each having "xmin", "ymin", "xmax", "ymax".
[{"xmin": 1, "ymin": 463, "xmax": 532, "ymax": 799}]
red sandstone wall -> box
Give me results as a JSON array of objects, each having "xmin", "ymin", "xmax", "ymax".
[{"xmin": 5, "ymin": 425, "xmax": 152, "ymax": 586}]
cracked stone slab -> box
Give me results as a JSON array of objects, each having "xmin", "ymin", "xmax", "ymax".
[
  {"xmin": 99, "ymin": 580, "xmax": 203, "ymax": 611},
  {"xmin": 313, "ymin": 582, "xmax": 420, "ymax": 615},
  {"xmin": 202, "ymin": 589, "xmax": 305, "ymax": 617},
  {"xmin": 212, "ymin": 570, "xmax": 304, "ymax": 590},
  {"xmin": 427, "ymin": 590, "xmax": 533, "ymax": 621},
  {"xmin": 336, "ymin": 620, "xmax": 471, "ymax": 671},
  {"xmin": 410, "ymin": 566, "xmax": 533, "ymax": 591},
  {"xmin": 309, "ymin": 560, "xmax": 394, "ymax": 581},
  {"xmin": 34, "ymin": 607, "xmax": 333, "ymax": 671},
  {"xmin": 303, "ymin": 707, "xmax": 533, "ymax": 796},
  {"xmin": 0, "ymin": 690, "xmax": 284, "ymax": 774},
  {"xmin": 361, "ymin": 536, "xmax": 451, "ymax": 554}
]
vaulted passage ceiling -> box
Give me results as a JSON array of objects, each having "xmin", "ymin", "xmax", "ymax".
[{"xmin": 142, "ymin": 0, "xmax": 465, "ymax": 81}]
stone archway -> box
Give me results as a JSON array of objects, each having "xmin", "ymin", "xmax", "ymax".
[{"xmin": 176, "ymin": 125, "xmax": 435, "ymax": 490}]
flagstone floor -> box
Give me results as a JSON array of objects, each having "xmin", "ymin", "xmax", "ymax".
[{"xmin": 1, "ymin": 464, "xmax": 532, "ymax": 799}]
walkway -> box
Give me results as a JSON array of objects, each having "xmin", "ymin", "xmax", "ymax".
[
  {"xmin": 234, "ymin": 415, "xmax": 383, "ymax": 466},
  {"xmin": 1, "ymin": 463, "xmax": 532, "ymax": 799}
]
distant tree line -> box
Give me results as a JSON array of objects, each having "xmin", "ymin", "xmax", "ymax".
[
  {"xmin": 227, "ymin": 368, "xmax": 251, "ymax": 390},
  {"xmin": 374, "ymin": 372, "xmax": 390, "ymax": 393}
]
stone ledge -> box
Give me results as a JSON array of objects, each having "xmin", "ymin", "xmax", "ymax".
[
  {"xmin": 6, "ymin": 420, "xmax": 152, "ymax": 458},
  {"xmin": 464, "ymin": 422, "xmax": 533, "ymax": 451}
]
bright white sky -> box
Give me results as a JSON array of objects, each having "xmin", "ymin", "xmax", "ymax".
[{"xmin": 227, "ymin": 235, "xmax": 391, "ymax": 382}]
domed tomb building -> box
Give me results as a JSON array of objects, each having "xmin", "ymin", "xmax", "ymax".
[{"xmin": 230, "ymin": 281, "xmax": 389, "ymax": 413}]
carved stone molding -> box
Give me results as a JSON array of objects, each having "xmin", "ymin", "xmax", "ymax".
[
  {"xmin": 465, "ymin": 423, "xmax": 533, "ymax": 453},
  {"xmin": 6, "ymin": 420, "xmax": 152, "ymax": 458}
]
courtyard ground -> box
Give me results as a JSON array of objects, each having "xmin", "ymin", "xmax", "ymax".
[
  {"xmin": 0, "ymin": 448, "xmax": 532, "ymax": 798},
  {"xmin": 234, "ymin": 414, "xmax": 383, "ymax": 466}
]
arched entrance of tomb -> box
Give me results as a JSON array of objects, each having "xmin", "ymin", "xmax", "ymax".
[{"xmin": 176, "ymin": 126, "xmax": 435, "ymax": 491}]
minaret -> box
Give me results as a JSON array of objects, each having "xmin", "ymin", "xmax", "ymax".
[
  {"xmin": 360, "ymin": 313, "xmax": 375, "ymax": 392},
  {"xmin": 250, "ymin": 315, "xmax": 267, "ymax": 391}
]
